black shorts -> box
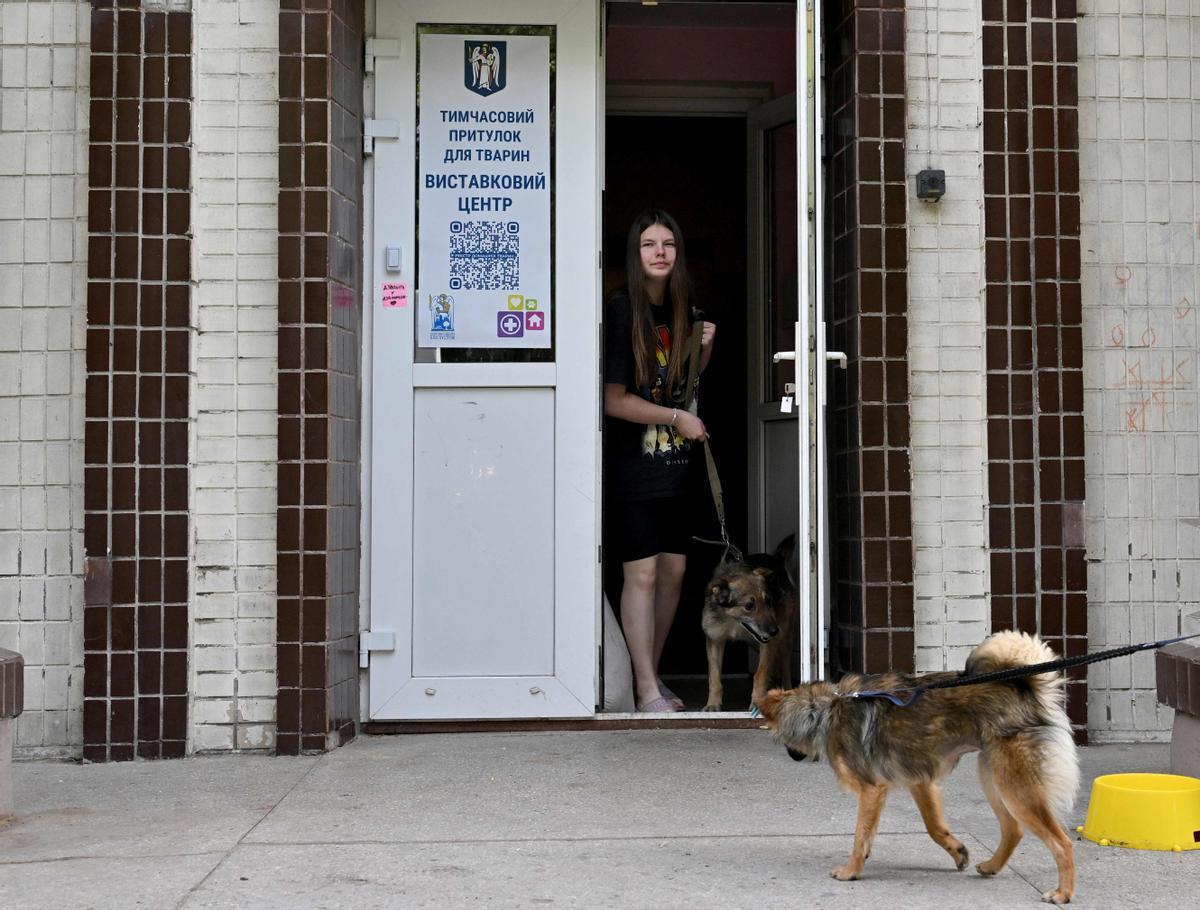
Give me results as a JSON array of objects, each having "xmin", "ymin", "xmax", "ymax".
[{"xmin": 607, "ymin": 496, "xmax": 692, "ymax": 563}]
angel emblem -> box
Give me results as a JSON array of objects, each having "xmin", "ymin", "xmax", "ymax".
[{"xmin": 465, "ymin": 41, "xmax": 505, "ymax": 95}]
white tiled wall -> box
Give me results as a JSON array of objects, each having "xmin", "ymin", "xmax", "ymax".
[
  {"xmin": 1079, "ymin": 0, "xmax": 1199, "ymax": 740},
  {"xmin": 905, "ymin": 0, "xmax": 991, "ymax": 671},
  {"xmin": 191, "ymin": 0, "xmax": 278, "ymax": 752},
  {"xmin": 0, "ymin": 1, "xmax": 89, "ymax": 757}
]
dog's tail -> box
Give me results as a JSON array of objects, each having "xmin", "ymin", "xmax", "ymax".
[
  {"xmin": 967, "ymin": 631, "xmax": 1079, "ymax": 820},
  {"xmin": 965, "ymin": 630, "xmax": 1064, "ymax": 705},
  {"xmin": 964, "ymin": 633, "xmax": 1060, "ymax": 691}
]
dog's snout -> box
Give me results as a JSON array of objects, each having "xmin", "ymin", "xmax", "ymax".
[{"xmin": 766, "ymin": 625, "xmax": 780, "ymax": 638}]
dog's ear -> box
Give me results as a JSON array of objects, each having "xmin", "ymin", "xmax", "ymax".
[
  {"xmin": 760, "ymin": 683, "xmax": 834, "ymax": 755},
  {"xmin": 754, "ymin": 688, "xmax": 785, "ymax": 723}
]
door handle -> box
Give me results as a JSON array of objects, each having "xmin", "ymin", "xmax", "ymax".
[
  {"xmin": 825, "ymin": 351, "xmax": 847, "ymax": 369},
  {"xmin": 774, "ymin": 350, "xmax": 846, "ymax": 368}
]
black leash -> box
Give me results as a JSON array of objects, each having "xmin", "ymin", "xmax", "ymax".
[
  {"xmin": 680, "ymin": 318, "xmax": 742, "ymax": 563},
  {"xmin": 850, "ymin": 631, "xmax": 1200, "ymax": 708}
]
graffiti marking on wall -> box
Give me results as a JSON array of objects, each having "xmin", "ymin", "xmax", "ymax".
[{"xmin": 1103, "ymin": 249, "xmax": 1199, "ymax": 433}]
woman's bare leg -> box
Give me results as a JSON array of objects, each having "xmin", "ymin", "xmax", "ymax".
[
  {"xmin": 621, "ymin": 556, "xmax": 662, "ymax": 707},
  {"xmin": 652, "ymin": 552, "xmax": 686, "ymax": 666}
]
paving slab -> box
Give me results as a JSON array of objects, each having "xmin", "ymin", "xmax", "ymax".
[
  {"xmin": 0, "ymin": 754, "xmax": 318, "ymax": 862},
  {"xmin": 0, "ymin": 854, "xmax": 223, "ymax": 909}
]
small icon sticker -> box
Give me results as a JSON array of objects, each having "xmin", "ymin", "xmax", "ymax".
[
  {"xmin": 430, "ymin": 294, "xmax": 455, "ymax": 335},
  {"xmin": 497, "ymin": 311, "xmax": 524, "ymax": 338},
  {"xmin": 507, "ymin": 294, "xmax": 525, "ymax": 310},
  {"xmin": 525, "ymin": 311, "xmax": 545, "ymax": 331},
  {"xmin": 523, "ymin": 298, "xmax": 538, "ymax": 311}
]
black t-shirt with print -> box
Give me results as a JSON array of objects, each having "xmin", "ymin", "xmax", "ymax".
[{"xmin": 603, "ymin": 292, "xmax": 696, "ymax": 501}]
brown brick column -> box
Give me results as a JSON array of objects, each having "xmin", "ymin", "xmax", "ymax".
[
  {"xmin": 826, "ymin": 0, "xmax": 915, "ymax": 675},
  {"xmin": 83, "ymin": 1, "xmax": 193, "ymax": 762},
  {"xmin": 982, "ymin": 1, "xmax": 1086, "ymax": 736},
  {"xmin": 276, "ymin": 0, "xmax": 364, "ymax": 755}
]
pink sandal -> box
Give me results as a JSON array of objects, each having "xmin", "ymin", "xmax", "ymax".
[
  {"xmin": 657, "ymin": 680, "xmax": 685, "ymax": 710},
  {"xmin": 637, "ymin": 696, "xmax": 679, "ymax": 713}
]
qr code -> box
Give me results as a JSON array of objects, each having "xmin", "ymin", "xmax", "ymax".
[{"xmin": 448, "ymin": 220, "xmax": 519, "ymax": 290}]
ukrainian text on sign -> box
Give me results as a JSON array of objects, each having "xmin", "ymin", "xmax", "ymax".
[{"xmin": 416, "ymin": 32, "xmax": 552, "ymax": 349}]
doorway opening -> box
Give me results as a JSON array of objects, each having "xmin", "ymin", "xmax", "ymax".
[{"xmin": 600, "ymin": 1, "xmax": 799, "ymax": 714}]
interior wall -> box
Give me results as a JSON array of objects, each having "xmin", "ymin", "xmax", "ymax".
[{"xmin": 606, "ymin": 25, "xmax": 795, "ymax": 98}]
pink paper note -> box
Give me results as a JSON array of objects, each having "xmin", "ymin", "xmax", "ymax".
[{"xmin": 381, "ymin": 282, "xmax": 407, "ymax": 308}]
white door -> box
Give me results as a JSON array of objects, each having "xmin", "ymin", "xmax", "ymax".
[
  {"xmin": 365, "ymin": 0, "xmax": 601, "ymax": 719},
  {"xmin": 746, "ymin": 6, "xmax": 828, "ymax": 682},
  {"xmin": 746, "ymin": 95, "xmax": 801, "ymax": 554}
]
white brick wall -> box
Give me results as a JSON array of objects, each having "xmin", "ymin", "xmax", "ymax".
[
  {"xmin": 0, "ymin": 1, "xmax": 88, "ymax": 757},
  {"xmin": 1079, "ymin": 0, "xmax": 1199, "ymax": 741},
  {"xmin": 191, "ymin": 0, "xmax": 278, "ymax": 752},
  {"xmin": 905, "ymin": 0, "xmax": 990, "ymax": 671}
]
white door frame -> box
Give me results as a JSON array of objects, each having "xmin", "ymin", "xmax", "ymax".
[
  {"xmin": 801, "ymin": 0, "xmax": 830, "ymax": 681},
  {"xmin": 779, "ymin": 0, "xmax": 828, "ymax": 683},
  {"xmin": 363, "ymin": 0, "xmax": 602, "ymax": 720}
]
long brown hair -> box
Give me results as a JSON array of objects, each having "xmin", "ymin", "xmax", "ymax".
[{"xmin": 625, "ymin": 209, "xmax": 692, "ymax": 393}]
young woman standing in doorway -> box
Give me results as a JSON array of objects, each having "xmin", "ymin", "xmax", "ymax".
[{"xmin": 603, "ymin": 210, "xmax": 716, "ymax": 712}]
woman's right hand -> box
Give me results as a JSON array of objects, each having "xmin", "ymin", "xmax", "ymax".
[{"xmin": 674, "ymin": 410, "xmax": 708, "ymax": 442}]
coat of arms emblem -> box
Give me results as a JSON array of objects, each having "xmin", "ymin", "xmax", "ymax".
[
  {"xmin": 429, "ymin": 293, "xmax": 455, "ymax": 334},
  {"xmin": 465, "ymin": 41, "xmax": 506, "ymax": 96}
]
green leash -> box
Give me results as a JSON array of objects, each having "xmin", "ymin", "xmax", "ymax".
[{"xmin": 681, "ymin": 319, "xmax": 741, "ymax": 563}]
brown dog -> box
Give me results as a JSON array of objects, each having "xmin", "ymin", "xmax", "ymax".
[
  {"xmin": 756, "ymin": 631, "xmax": 1080, "ymax": 904},
  {"xmin": 701, "ymin": 535, "xmax": 797, "ymax": 711}
]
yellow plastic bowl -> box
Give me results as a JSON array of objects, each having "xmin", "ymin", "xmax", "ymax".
[{"xmin": 1078, "ymin": 773, "xmax": 1200, "ymax": 852}]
